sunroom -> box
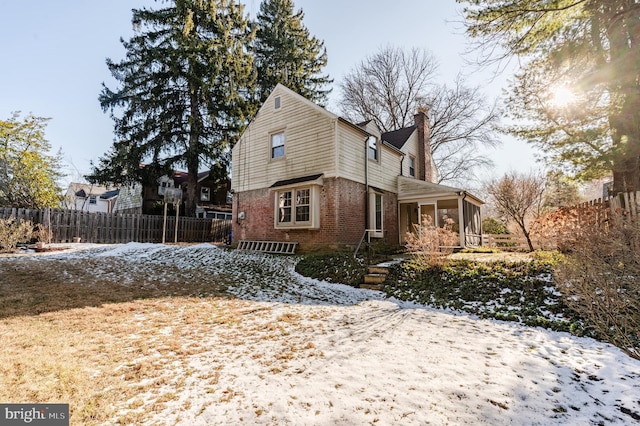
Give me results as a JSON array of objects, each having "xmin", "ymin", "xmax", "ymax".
[{"xmin": 397, "ymin": 176, "xmax": 483, "ymax": 248}]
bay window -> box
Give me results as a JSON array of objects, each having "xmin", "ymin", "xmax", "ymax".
[{"xmin": 275, "ymin": 185, "xmax": 320, "ymax": 229}]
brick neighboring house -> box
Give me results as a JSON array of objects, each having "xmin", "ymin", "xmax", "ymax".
[
  {"xmin": 143, "ymin": 170, "xmax": 231, "ymax": 217},
  {"xmin": 231, "ymin": 84, "xmax": 483, "ymax": 251}
]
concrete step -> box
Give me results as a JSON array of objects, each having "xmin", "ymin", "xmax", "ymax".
[
  {"xmin": 363, "ymin": 273, "xmax": 386, "ymax": 284},
  {"xmin": 360, "ymin": 283, "xmax": 384, "ymax": 291},
  {"xmin": 367, "ymin": 265, "xmax": 389, "ymax": 275}
]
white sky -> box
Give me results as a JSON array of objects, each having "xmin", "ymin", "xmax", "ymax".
[{"xmin": 1, "ymin": 0, "xmax": 539, "ymax": 185}]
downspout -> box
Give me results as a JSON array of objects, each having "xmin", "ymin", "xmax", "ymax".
[
  {"xmin": 399, "ymin": 153, "xmax": 405, "ymax": 245},
  {"xmin": 365, "ymin": 136, "xmax": 371, "ymax": 231}
]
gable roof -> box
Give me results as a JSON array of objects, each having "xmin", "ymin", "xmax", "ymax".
[
  {"xmin": 262, "ymin": 83, "xmax": 338, "ymax": 123},
  {"xmin": 100, "ymin": 189, "xmax": 120, "ymax": 200},
  {"xmin": 381, "ymin": 125, "xmax": 417, "ymax": 150},
  {"xmin": 67, "ymin": 182, "xmax": 115, "ymax": 198}
]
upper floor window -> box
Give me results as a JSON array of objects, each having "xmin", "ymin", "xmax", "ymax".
[
  {"xmin": 367, "ymin": 136, "xmax": 378, "ymax": 161},
  {"xmin": 200, "ymin": 187, "xmax": 210, "ymax": 202},
  {"xmin": 89, "ymin": 195, "xmax": 97, "ymax": 205},
  {"xmin": 271, "ymin": 131, "xmax": 285, "ymax": 159},
  {"xmin": 409, "ymin": 156, "xmax": 416, "ymax": 177}
]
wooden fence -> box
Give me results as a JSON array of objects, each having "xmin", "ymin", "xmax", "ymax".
[
  {"xmin": 482, "ymin": 191, "xmax": 640, "ymax": 251},
  {"xmin": 0, "ymin": 208, "xmax": 231, "ymax": 244}
]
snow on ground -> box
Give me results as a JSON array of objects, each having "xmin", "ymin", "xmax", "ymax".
[{"xmin": 23, "ymin": 244, "xmax": 640, "ymax": 424}]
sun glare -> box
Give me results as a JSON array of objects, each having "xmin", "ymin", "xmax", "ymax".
[{"xmin": 550, "ymin": 86, "xmax": 576, "ymax": 108}]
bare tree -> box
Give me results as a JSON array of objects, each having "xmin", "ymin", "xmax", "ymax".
[
  {"xmin": 338, "ymin": 46, "xmax": 500, "ymax": 185},
  {"xmin": 485, "ymin": 171, "xmax": 546, "ymax": 252}
]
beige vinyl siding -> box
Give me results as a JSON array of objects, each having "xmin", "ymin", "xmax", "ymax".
[
  {"xmin": 336, "ymin": 122, "xmax": 367, "ymax": 184},
  {"xmin": 399, "ymin": 131, "xmax": 420, "ymax": 178},
  {"xmin": 232, "ymin": 87, "xmax": 337, "ymax": 192},
  {"xmin": 335, "ymin": 122, "xmax": 402, "ymax": 193},
  {"xmin": 369, "ymin": 143, "xmax": 402, "ymax": 192}
]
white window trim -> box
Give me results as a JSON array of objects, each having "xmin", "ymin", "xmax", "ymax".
[
  {"xmin": 409, "ymin": 155, "xmax": 416, "ymax": 177},
  {"xmin": 200, "ymin": 187, "xmax": 210, "ymax": 202},
  {"xmin": 274, "ymin": 184, "xmax": 321, "ymax": 230},
  {"xmin": 368, "ymin": 136, "xmax": 379, "ymax": 162},
  {"xmin": 270, "ymin": 130, "xmax": 286, "ymax": 160},
  {"xmin": 369, "ymin": 191, "xmax": 384, "ymax": 238}
]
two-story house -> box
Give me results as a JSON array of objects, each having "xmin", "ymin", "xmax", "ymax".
[
  {"xmin": 231, "ymin": 84, "xmax": 482, "ymax": 251},
  {"xmin": 141, "ymin": 170, "xmax": 231, "ymax": 217},
  {"xmin": 64, "ymin": 183, "xmax": 119, "ymax": 213}
]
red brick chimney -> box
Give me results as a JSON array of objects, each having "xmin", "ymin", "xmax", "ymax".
[{"xmin": 414, "ymin": 109, "xmax": 434, "ymax": 183}]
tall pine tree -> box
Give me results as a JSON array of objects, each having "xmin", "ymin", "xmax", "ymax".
[
  {"xmin": 254, "ymin": 0, "xmax": 331, "ymax": 105},
  {"xmin": 459, "ymin": 0, "xmax": 640, "ymax": 193},
  {"xmin": 89, "ymin": 0, "xmax": 255, "ymax": 215}
]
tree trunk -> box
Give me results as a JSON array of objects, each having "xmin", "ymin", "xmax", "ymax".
[{"xmin": 607, "ymin": 1, "xmax": 640, "ymax": 193}]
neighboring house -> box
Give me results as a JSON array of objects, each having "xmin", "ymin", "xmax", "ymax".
[
  {"xmin": 231, "ymin": 84, "xmax": 483, "ymax": 251},
  {"xmin": 143, "ymin": 170, "xmax": 231, "ymax": 217},
  {"xmin": 64, "ymin": 183, "xmax": 119, "ymax": 213},
  {"xmin": 113, "ymin": 183, "xmax": 143, "ymax": 214}
]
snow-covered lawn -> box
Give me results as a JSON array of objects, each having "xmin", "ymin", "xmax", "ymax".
[{"xmin": 4, "ymin": 243, "xmax": 640, "ymax": 424}]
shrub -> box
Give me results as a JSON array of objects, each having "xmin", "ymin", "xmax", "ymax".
[
  {"xmin": 554, "ymin": 213, "xmax": 640, "ymax": 360},
  {"xmin": 384, "ymin": 257, "xmax": 585, "ymax": 334},
  {"xmin": 0, "ymin": 217, "xmax": 35, "ymax": 252},
  {"xmin": 404, "ymin": 215, "xmax": 458, "ymax": 268},
  {"xmin": 295, "ymin": 252, "xmax": 366, "ymax": 287}
]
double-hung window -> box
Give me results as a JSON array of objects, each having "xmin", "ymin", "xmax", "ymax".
[
  {"xmin": 369, "ymin": 191, "xmax": 384, "ymax": 238},
  {"xmin": 368, "ymin": 136, "xmax": 378, "ymax": 161},
  {"xmin": 271, "ymin": 131, "xmax": 285, "ymax": 159},
  {"xmin": 200, "ymin": 187, "xmax": 210, "ymax": 201},
  {"xmin": 409, "ymin": 156, "xmax": 416, "ymax": 177},
  {"xmin": 278, "ymin": 188, "xmax": 311, "ymax": 225},
  {"xmin": 274, "ymin": 179, "xmax": 321, "ymax": 229}
]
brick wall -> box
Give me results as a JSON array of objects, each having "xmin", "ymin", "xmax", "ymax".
[{"xmin": 232, "ymin": 177, "xmax": 399, "ymax": 251}]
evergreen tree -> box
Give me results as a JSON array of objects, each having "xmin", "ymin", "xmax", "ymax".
[
  {"xmin": 0, "ymin": 113, "xmax": 64, "ymax": 209},
  {"xmin": 254, "ymin": 0, "xmax": 332, "ymax": 104},
  {"xmin": 89, "ymin": 0, "xmax": 255, "ymax": 216},
  {"xmin": 458, "ymin": 0, "xmax": 640, "ymax": 193}
]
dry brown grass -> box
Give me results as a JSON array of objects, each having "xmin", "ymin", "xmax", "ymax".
[{"xmin": 0, "ymin": 254, "xmax": 253, "ymax": 425}]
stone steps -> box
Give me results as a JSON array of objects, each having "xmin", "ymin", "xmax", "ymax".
[{"xmin": 360, "ymin": 265, "xmax": 390, "ymax": 291}]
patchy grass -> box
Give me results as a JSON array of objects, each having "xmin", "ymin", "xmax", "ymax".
[
  {"xmin": 0, "ymin": 254, "xmax": 240, "ymax": 425},
  {"xmin": 1, "ymin": 245, "xmax": 638, "ymax": 425}
]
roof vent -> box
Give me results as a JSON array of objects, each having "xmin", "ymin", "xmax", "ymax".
[{"xmin": 274, "ymin": 96, "xmax": 281, "ymax": 109}]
